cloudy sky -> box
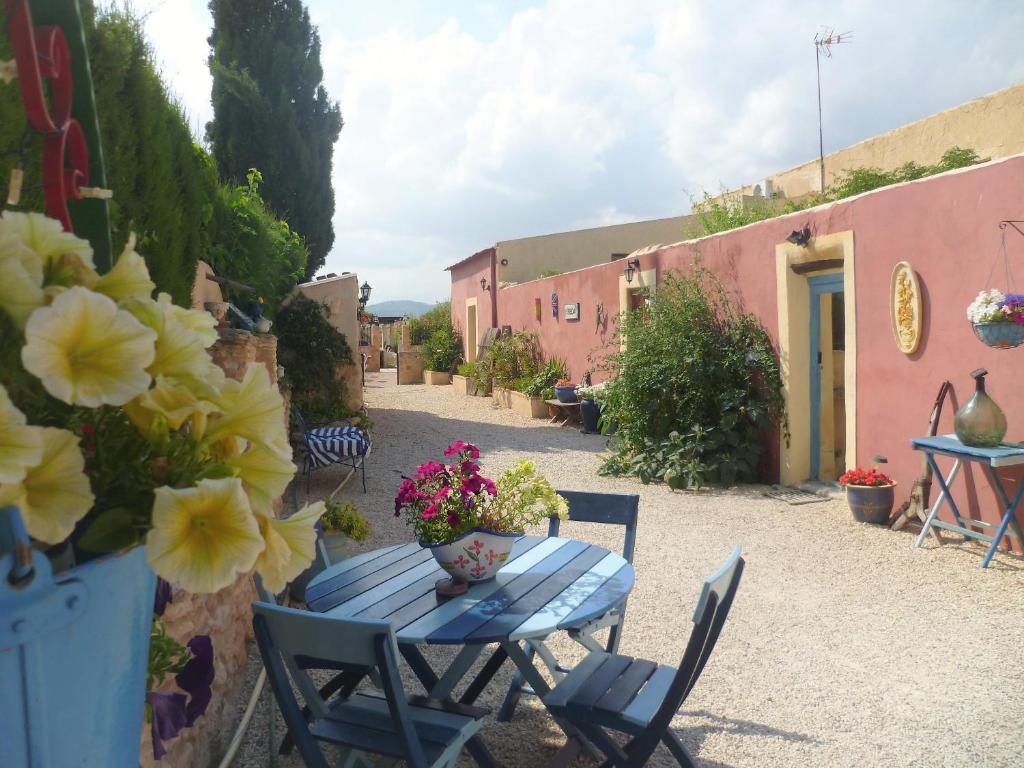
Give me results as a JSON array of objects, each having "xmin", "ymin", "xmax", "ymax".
[{"xmin": 132, "ymin": 0, "xmax": 1024, "ymax": 303}]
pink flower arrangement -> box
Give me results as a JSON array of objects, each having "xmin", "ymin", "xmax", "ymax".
[{"xmin": 395, "ymin": 441, "xmax": 498, "ymax": 543}]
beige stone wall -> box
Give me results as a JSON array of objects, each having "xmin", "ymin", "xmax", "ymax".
[
  {"xmin": 140, "ymin": 329, "xmax": 281, "ymax": 768},
  {"xmin": 496, "ymin": 215, "xmax": 698, "ymax": 284},
  {"xmin": 732, "ymin": 82, "xmax": 1024, "ymax": 200},
  {"xmin": 397, "ymin": 346, "xmax": 425, "ymax": 384},
  {"xmin": 295, "ymin": 274, "xmax": 363, "ymax": 411}
]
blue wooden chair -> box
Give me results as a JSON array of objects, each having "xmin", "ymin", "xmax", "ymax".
[
  {"xmin": 543, "ymin": 546, "xmax": 744, "ymax": 768},
  {"xmin": 253, "ymin": 602, "xmax": 489, "ymax": 768},
  {"xmin": 293, "ymin": 406, "xmax": 370, "ymax": 493},
  {"xmin": 496, "ymin": 489, "xmax": 639, "ymax": 722}
]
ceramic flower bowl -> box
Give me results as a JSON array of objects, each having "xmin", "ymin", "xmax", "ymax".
[
  {"xmin": 423, "ymin": 528, "xmax": 519, "ymax": 583},
  {"xmin": 972, "ymin": 321, "xmax": 1024, "ymax": 349}
]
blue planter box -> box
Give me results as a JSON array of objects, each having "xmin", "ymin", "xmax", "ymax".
[{"xmin": 1, "ymin": 508, "xmax": 155, "ymax": 768}]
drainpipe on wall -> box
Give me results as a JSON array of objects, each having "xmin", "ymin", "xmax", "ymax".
[{"xmin": 489, "ymin": 248, "xmax": 499, "ymax": 329}]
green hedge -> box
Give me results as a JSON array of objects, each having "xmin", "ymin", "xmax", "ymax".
[{"xmin": 0, "ymin": 3, "xmax": 307, "ymax": 310}]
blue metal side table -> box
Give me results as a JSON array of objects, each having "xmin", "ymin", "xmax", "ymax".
[{"xmin": 912, "ymin": 435, "xmax": 1024, "ymax": 568}]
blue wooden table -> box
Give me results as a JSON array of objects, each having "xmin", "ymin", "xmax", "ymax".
[
  {"xmin": 912, "ymin": 435, "xmax": 1024, "ymax": 568},
  {"xmin": 306, "ymin": 535, "xmax": 634, "ymax": 759}
]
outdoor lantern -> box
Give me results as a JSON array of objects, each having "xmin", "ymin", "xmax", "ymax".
[
  {"xmin": 480, "ymin": 277, "xmax": 490, "ymax": 291},
  {"xmin": 359, "ymin": 281, "xmax": 372, "ymax": 307},
  {"xmin": 623, "ymin": 258, "xmax": 641, "ymax": 284}
]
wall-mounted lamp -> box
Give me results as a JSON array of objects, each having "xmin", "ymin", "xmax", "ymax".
[
  {"xmin": 358, "ymin": 281, "xmax": 372, "ymax": 307},
  {"xmin": 623, "ymin": 258, "xmax": 641, "ymax": 284},
  {"xmin": 786, "ymin": 226, "xmax": 811, "ymax": 247},
  {"xmin": 480, "ymin": 277, "xmax": 490, "ymax": 292}
]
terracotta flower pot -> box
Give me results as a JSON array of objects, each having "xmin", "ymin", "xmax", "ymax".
[{"xmin": 845, "ymin": 483, "xmax": 897, "ymax": 525}]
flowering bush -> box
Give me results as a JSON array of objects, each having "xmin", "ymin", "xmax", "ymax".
[
  {"xmin": 966, "ymin": 289, "xmax": 1024, "ymax": 325},
  {"xmin": 395, "ymin": 441, "xmax": 567, "ymax": 544},
  {"xmin": 838, "ymin": 467, "xmax": 894, "ymax": 487},
  {"xmin": 0, "ymin": 211, "xmax": 321, "ymax": 594}
]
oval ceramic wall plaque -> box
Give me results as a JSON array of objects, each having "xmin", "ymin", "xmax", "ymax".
[{"xmin": 890, "ymin": 261, "xmax": 922, "ymax": 354}]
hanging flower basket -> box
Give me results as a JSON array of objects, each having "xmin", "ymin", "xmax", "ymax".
[
  {"xmin": 972, "ymin": 321, "xmax": 1024, "ymax": 349},
  {"xmin": 966, "ymin": 290, "xmax": 1024, "ymax": 350}
]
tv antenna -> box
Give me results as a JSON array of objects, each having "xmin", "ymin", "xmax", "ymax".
[{"xmin": 814, "ymin": 29, "xmax": 852, "ymax": 194}]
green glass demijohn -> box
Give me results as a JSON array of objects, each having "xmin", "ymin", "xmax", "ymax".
[{"xmin": 954, "ymin": 368, "xmax": 1007, "ymax": 447}]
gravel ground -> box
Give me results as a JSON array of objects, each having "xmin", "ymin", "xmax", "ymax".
[{"xmin": 233, "ymin": 370, "xmax": 1024, "ymax": 768}]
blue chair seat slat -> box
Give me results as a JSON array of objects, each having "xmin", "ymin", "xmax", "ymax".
[
  {"xmin": 306, "ymin": 543, "xmax": 421, "ymax": 605},
  {"xmin": 595, "ymin": 657, "xmax": 659, "ymax": 714},
  {"xmin": 466, "ymin": 545, "xmax": 608, "ymax": 643},
  {"xmin": 311, "ymin": 548, "xmax": 434, "ymax": 613},
  {"xmin": 556, "ymin": 564, "xmax": 634, "ymax": 630},
  {"xmin": 620, "ymin": 664, "xmax": 677, "ymax": 727},
  {"xmin": 541, "ymin": 651, "xmax": 612, "ymax": 709},
  {"xmin": 426, "ymin": 540, "xmax": 590, "ymax": 645},
  {"xmin": 565, "ymin": 653, "xmax": 634, "ymax": 710}
]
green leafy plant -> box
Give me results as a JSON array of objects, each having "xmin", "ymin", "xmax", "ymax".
[
  {"xmin": 475, "ymin": 331, "xmax": 541, "ymax": 393},
  {"xmin": 319, "ymin": 499, "xmax": 372, "ymax": 542},
  {"xmin": 423, "ymin": 326, "xmax": 463, "ymax": 373},
  {"xmin": 408, "ymin": 302, "xmax": 453, "ymax": 345},
  {"xmin": 537, "ymin": 268, "xmax": 562, "ymax": 278},
  {"xmin": 598, "ymin": 269, "xmax": 785, "ymax": 489},
  {"xmin": 457, "ymin": 361, "xmax": 478, "ymax": 377},
  {"xmin": 275, "ymin": 294, "xmax": 354, "ymax": 424},
  {"xmin": 520, "ymin": 358, "xmax": 568, "ymax": 395}
]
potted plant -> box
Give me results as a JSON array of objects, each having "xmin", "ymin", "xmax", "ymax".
[
  {"xmin": 394, "ymin": 441, "xmax": 566, "ymax": 596},
  {"xmin": 967, "ymin": 289, "xmax": 1024, "ymax": 349},
  {"xmin": 512, "ymin": 359, "xmax": 567, "ymax": 418},
  {"xmin": 0, "ymin": 212, "xmax": 322, "ymax": 765},
  {"xmin": 319, "ymin": 499, "xmax": 372, "ymax": 564},
  {"xmin": 576, "ymin": 384, "xmax": 604, "ymax": 434},
  {"xmin": 453, "ymin": 362, "xmax": 477, "ymax": 395},
  {"xmin": 554, "ymin": 378, "xmax": 578, "ymax": 403},
  {"xmin": 838, "ymin": 467, "xmax": 897, "ymax": 524},
  {"xmin": 422, "ymin": 325, "xmax": 462, "ymax": 384}
]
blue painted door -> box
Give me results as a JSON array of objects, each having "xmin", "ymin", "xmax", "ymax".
[{"xmin": 808, "ymin": 274, "xmax": 845, "ymax": 480}]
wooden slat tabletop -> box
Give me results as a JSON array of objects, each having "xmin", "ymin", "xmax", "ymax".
[{"xmin": 306, "ymin": 536, "xmax": 635, "ymax": 646}]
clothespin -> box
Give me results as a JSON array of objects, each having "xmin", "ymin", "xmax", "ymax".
[
  {"xmin": 78, "ymin": 186, "xmax": 113, "ymax": 200},
  {"xmin": 6, "ymin": 167, "xmax": 23, "ymax": 206},
  {"xmin": 0, "ymin": 59, "xmax": 16, "ymax": 85}
]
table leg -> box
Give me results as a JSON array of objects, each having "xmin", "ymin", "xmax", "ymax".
[
  {"xmin": 915, "ymin": 457, "xmax": 961, "ymax": 548},
  {"xmin": 980, "ymin": 466, "xmax": 1024, "ymax": 569},
  {"xmin": 500, "ymin": 640, "xmax": 600, "ymax": 763}
]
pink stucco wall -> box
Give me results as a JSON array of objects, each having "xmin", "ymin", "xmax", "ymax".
[
  {"xmin": 451, "ymin": 156, "xmax": 1024, "ymax": 549},
  {"xmin": 448, "ymin": 247, "xmax": 496, "ymax": 354}
]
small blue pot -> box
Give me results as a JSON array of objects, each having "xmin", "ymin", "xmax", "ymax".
[
  {"xmin": 972, "ymin": 322, "xmax": 1024, "ymax": 349},
  {"xmin": 580, "ymin": 398, "xmax": 600, "ymax": 433},
  {"xmin": 554, "ymin": 385, "xmax": 578, "ymax": 403},
  {"xmin": 845, "ymin": 483, "xmax": 896, "ymax": 525}
]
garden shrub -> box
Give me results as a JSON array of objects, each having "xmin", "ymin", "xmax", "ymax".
[
  {"xmin": 423, "ymin": 326, "xmax": 463, "ymax": 372},
  {"xmin": 275, "ymin": 294, "xmax": 354, "ymax": 424},
  {"xmin": 457, "ymin": 361, "xmax": 477, "ymax": 378},
  {"xmin": 408, "ymin": 302, "xmax": 452, "ymax": 345},
  {"xmin": 475, "ymin": 331, "xmax": 541, "ymax": 394},
  {"xmin": 599, "ymin": 269, "xmax": 785, "ymax": 489},
  {"xmin": 520, "ymin": 358, "xmax": 568, "ymax": 396}
]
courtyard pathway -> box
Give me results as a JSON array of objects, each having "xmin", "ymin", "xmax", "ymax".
[{"xmin": 237, "ymin": 371, "xmax": 1024, "ymax": 768}]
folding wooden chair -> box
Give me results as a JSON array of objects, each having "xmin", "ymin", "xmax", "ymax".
[
  {"xmin": 293, "ymin": 406, "xmax": 370, "ymax": 493},
  {"xmin": 496, "ymin": 490, "xmax": 639, "ymax": 722},
  {"xmin": 253, "ymin": 602, "xmax": 489, "ymax": 768},
  {"xmin": 543, "ymin": 546, "xmax": 744, "ymax": 767}
]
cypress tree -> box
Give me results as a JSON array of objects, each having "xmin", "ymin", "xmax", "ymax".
[{"xmin": 206, "ymin": 0, "xmax": 342, "ymax": 278}]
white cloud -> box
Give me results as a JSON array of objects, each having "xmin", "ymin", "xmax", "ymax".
[{"xmin": 131, "ymin": 0, "xmax": 1023, "ymax": 302}]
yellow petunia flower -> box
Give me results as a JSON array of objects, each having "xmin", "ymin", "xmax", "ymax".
[
  {"xmin": 253, "ymin": 501, "xmax": 323, "ymax": 594},
  {"xmin": 225, "ymin": 440, "xmax": 296, "ymax": 510},
  {"xmin": 146, "ymin": 477, "xmax": 264, "ymax": 593},
  {"xmin": 0, "ymin": 385, "xmax": 43, "ymax": 485},
  {"xmin": 204, "ymin": 363, "xmax": 287, "ymax": 450},
  {"xmin": 21, "ymin": 287, "xmax": 157, "ymax": 407},
  {"xmin": 157, "ymin": 293, "xmax": 218, "ymax": 348},
  {"xmin": 0, "ymin": 230, "xmax": 45, "ymax": 326},
  {"xmin": 0, "ymin": 211, "xmax": 95, "ymax": 269},
  {"xmin": 93, "ymin": 234, "xmax": 155, "ymax": 302},
  {"xmin": 0, "ymin": 427, "xmax": 94, "ymax": 544},
  {"xmin": 123, "ymin": 376, "xmax": 215, "ymax": 437}
]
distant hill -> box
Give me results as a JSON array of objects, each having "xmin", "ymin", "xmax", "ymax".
[{"xmin": 366, "ymin": 300, "xmax": 435, "ymax": 318}]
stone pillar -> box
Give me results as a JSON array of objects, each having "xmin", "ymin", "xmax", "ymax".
[
  {"xmin": 140, "ymin": 327, "xmax": 281, "ymax": 768},
  {"xmin": 397, "ymin": 346, "xmax": 425, "ymax": 385}
]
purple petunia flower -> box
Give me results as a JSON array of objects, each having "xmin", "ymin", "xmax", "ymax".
[
  {"xmin": 153, "ymin": 578, "xmax": 173, "ymax": 617},
  {"xmin": 176, "ymin": 635, "xmax": 214, "ymax": 727},
  {"xmin": 147, "ymin": 691, "xmax": 188, "ymax": 760}
]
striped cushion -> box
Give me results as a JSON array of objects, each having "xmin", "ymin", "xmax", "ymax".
[{"xmin": 306, "ymin": 426, "xmax": 369, "ymax": 466}]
